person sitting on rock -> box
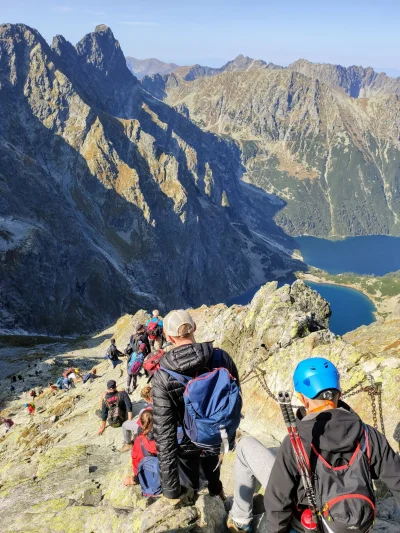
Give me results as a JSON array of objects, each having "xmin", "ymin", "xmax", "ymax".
[
  {"xmin": 1, "ymin": 417, "xmax": 14, "ymax": 432},
  {"xmin": 122, "ymin": 385, "xmax": 153, "ymax": 448},
  {"xmin": 227, "ymin": 435, "xmax": 277, "ymax": 532},
  {"xmin": 130, "ymin": 324, "xmax": 151, "ymax": 355},
  {"xmin": 123, "ymin": 410, "xmax": 158, "ymax": 490},
  {"xmin": 106, "ymin": 339, "xmax": 123, "ymax": 369},
  {"xmin": 146, "ymin": 310, "xmax": 164, "ymax": 351},
  {"xmin": 152, "ymin": 309, "xmax": 239, "ymax": 501},
  {"xmin": 262, "ymin": 357, "xmax": 400, "ymax": 533},
  {"xmin": 98, "ymin": 380, "xmax": 133, "ymax": 452}
]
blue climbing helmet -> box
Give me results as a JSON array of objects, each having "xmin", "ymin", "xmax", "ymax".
[{"xmin": 293, "ymin": 357, "xmax": 341, "ymax": 399}]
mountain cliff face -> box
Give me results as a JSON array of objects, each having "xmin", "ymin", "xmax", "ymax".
[
  {"xmin": 126, "ymin": 57, "xmax": 179, "ymax": 79},
  {"xmin": 288, "ymin": 59, "xmax": 400, "ymax": 98},
  {"xmin": 0, "ymin": 24, "xmax": 297, "ymax": 335},
  {"xmin": 1, "ymin": 282, "xmax": 399, "ymax": 532},
  {"xmin": 149, "ymin": 68, "xmax": 400, "ymax": 237}
]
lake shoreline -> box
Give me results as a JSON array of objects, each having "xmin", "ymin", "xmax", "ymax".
[{"xmin": 297, "ymin": 272, "xmax": 384, "ymax": 319}]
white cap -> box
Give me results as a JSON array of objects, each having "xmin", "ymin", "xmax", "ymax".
[{"xmin": 163, "ymin": 310, "xmax": 195, "ymax": 337}]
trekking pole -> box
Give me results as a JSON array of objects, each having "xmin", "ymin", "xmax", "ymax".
[{"xmin": 278, "ymin": 391, "xmax": 322, "ymax": 532}]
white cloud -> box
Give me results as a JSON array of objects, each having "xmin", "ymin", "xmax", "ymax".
[
  {"xmin": 52, "ymin": 5, "xmax": 73, "ymax": 13},
  {"xmin": 82, "ymin": 9, "xmax": 107, "ymax": 16},
  {"xmin": 117, "ymin": 21, "xmax": 160, "ymax": 27}
]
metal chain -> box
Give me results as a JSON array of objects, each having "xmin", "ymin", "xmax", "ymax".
[{"xmin": 242, "ymin": 360, "xmax": 385, "ymax": 435}]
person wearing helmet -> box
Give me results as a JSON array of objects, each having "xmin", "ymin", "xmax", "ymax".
[{"xmin": 263, "ymin": 357, "xmax": 400, "ymax": 533}]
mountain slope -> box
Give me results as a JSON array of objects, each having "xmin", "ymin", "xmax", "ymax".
[
  {"xmin": 153, "ymin": 68, "xmax": 400, "ymax": 237},
  {"xmin": 1, "ymin": 282, "xmax": 399, "ymax": 532},
  {"xmin": 0, "ymin": 24, "xmax": 297, "ymax": 335},
  {"xmin": 126, "ymin": 56, "xmax": 179, "ymax": 79}
]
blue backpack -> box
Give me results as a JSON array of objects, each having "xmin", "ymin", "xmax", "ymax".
[
  {"xmin": 137, "ymin": 440, "xmax": 162, "ymax": 497},
  {"xmin": 127, "ymin": 352, "xmax": 144, "ymax": 375},
  {"xmin": 55, "ymin": 377, "xmax": 64, "ymax": 389},
  {"xmin": 161, "ymin": 349, "xmax": 242, "ymax": 454}
]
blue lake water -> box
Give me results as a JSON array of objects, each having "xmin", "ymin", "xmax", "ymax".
[
  {"xmin": 230, "ymin": 235, "xmax": 400, "ymax": 335},
  {"xmin": 305, "ymin": 281, "xmax": 376, "ymax": 336},
  {"xmin": 295, "ymin": 235, "xmax": 400, "ymax": 275}
]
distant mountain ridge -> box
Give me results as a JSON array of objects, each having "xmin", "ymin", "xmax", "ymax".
[{"xmin": 126, "ymin": 56, "xmax": 179, "ymax": 79}]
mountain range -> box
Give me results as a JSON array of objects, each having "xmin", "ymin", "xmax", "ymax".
[
  {"xmin": 141, "ymin": 57, "xmax": 400, "ymax": 237},
  {"xmin": 0, "ymin": 24, "xmax": 296, "ymax": 335}
]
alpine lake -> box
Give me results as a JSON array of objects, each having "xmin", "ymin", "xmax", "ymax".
[{"xmin": 230, "ymin": 236, "xmax": 400, "ymax": 336}]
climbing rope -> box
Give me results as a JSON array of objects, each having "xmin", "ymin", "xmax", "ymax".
[{"xmin": 241, "ymin": 348, "xmax": 385, "ymax": 434}]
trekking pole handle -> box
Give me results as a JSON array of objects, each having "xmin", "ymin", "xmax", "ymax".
[{"xmin": 278, "ymin": 391, "xmax": 292, "ymax": 428}]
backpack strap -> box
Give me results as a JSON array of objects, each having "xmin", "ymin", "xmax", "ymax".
[
  {"xmin": 361, "ymin": 423, "xmax": 371, "ymax": 464},
  {"xmin": 211, "ymin": 348, "xmax": 223, "ymax": 369},
  {"xmin": 139, "ymin": 438, "xmax": 156, "ymax": 458},
  {"xmin": 160, "ymin": 366, "xmax": 190, "ymax": 386}
]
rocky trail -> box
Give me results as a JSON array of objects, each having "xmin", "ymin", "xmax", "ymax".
[{"xmin": 0, "ymin": 281, "xmax": 399, "ymax": 532}]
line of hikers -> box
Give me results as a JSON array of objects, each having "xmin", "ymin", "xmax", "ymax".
[{"xmin": 96, "ymin": 308, "xmax": 400, "ymax": 533}]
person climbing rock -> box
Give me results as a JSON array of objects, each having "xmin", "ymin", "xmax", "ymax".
[
  {"xmin": 130, "ymin": 324, "xmax": 151, "ymax": 355},
  {"xmin": 146, "ymin": 310, "xmax": 164, "ymax": 351},
  {"xmin": 152, "ymin": 309, "xmax": 240, "ymax": 500},
  {"xmin": 122, "ymin": 385, "xmax": 153, "ymax": 446},
  {"xmin": 98, "ymin": 380, "xmax": 133, "ymax": 452},
  {"xmin": 226, "ymin": 436, "xmax": 276, "ymax": 532},
  {"xmin": 106, "ymin": 339, "xmax": 123, "ymax": 369},
  {"xmin": 124, "ymin": 410, "xmax": 161, "ymax": 497},
  {"xmin": 24, "ymin": 402, "xmax": 35, "ymax": 415},
  {"xmin": 1, "ymin": 418, "xmax": 14, "ymax": 432},
  {"xmin": 125, "ymin": 343, "xmax": 146, "ymax": 394},
  {"xmin": 263, "ymin": 357, "xmax": 400, "ymax": 533}
]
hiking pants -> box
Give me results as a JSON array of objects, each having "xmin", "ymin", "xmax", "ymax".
[
  {"xmin": 122, "ymin": 419, "xmax": 139, "ymax": 444},
  {"xmin": 230, "ymin": 436, "xmax": 276, "ymax": 527},
  {"xmin": 178, "ymin": 453, "xmax": 222, "ymax": 496},
  {"xmin": 126, "ymin": 373, "xmax": 137, "ymax": 391}
]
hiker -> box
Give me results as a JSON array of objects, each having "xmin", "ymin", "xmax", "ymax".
[
  {"xmin": 106, "ymin": 339, "xmax": 123, "ymax": 369},
  {"xmin": 146, "ymin": 310, "xmax": 163, "ymax": 350},
  {"xmin": 262, "ymin": 357, "xmax": 400, "ymax": 533},
  {"xmin": 82, "ymin": 368, "xmax": 103, "ymax": 384},
  {"xmin": 123, "ymin": 410, "xmax": 161, "ymax": 496},
  {"xmin": 152, "ymin": 309, "xmax": 240, "ymax": 500},
  {"xmin": 126, "ymin": 343, "xmax": 146, "ymax": 394},
  {"xmin": 29, "ymin": 389, "xmax": 37, "ymax": 399},
  {"xmin": 98, "ymin": 380, "xmax": 133, "ymax": 451},
  {"xmin": 130, "ymin": 324, "xmax": 151, "ymax": 355},
  {"xmin": 24, "ymin": 402, "xmax": 35, "ymax": 415},
  {"xmin": 122, "ymin": 385, "xmax": 153, "ymax": 446},
  {"xmin": 1, "ymin": 418, "xmax": 14, "ymax": 432}
]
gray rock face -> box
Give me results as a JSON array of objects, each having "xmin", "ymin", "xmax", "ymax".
[{"xmin": 0, "ymin": 24, "xmax": 298, "ymax": 334}]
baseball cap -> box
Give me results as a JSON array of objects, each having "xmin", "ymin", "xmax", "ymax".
[
  {"xmin": 136, "ymin": 324, "xmax": 145, "ymax": 332},
  {"xmin": 107, "ymin": 380, "xmax": 117, "ymax": 390},
  {"xmin": 163, "ymin": 310, "xmax": 194, "ymax": 337}
]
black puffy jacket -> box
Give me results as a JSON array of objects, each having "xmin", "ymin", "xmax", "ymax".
[{"xmin": 152, "ymin": 341, "xmax": 240, "ymax": 499}]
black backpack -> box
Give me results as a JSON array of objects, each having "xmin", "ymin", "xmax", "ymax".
[
  {"xmin": 105, "ymin": 393, "xmax": 125, "ymax": 428},
  {"xmin": 309, "ymin": 424, "xmax": 375, "ymax": 533}
]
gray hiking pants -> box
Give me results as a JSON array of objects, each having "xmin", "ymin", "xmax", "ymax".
[
  {"xmin": 122, "ymin": 419, "xmax": 139, "ymax": 444},
  {"xmin": 230, "ymin": 436, "xmax": 276, "ymax": 526}
]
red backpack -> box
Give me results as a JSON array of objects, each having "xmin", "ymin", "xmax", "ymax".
[
  {"xmin": 147, "ymin": 320, "xmax": 162, "ymax": 340},
  {"xmin": 143, "ymin": 349, "xmax": 165, "ymax": 376}
]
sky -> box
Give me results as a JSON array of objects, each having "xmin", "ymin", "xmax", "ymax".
[{"xmin": 2, "ymin": 0, "xmax": 400, "ymax": 72}]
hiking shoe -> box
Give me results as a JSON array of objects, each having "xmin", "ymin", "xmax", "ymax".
[
  {"xmin": 226, "ymin": 515, "xmax": 252, "ymax": 533},
  {"xmin": 120, "ymin": 443, "xmax": 133, "ymax": 453}
]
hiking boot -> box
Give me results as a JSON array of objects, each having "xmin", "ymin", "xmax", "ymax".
[
  {"xmin": 120, "ymin": 443, "xmax": 133, "ymax": 453},
  {"xmin": 226, "ymin": 515, "xmax": 252, "ymax": 533}
]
